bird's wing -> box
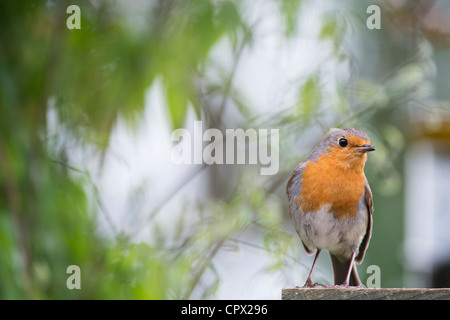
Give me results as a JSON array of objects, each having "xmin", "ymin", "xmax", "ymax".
[
  {"xmin": 355, "ymin": 177, "xmax": 374, "ymax": 263},
  {"xmin": 286, "ymin": 161, "xmax": 314, "ymax": 254}
]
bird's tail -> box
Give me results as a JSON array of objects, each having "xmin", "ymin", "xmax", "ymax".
[{"xmin": 330, "ymin": 253, "xmax": 362, "ymax": 286}]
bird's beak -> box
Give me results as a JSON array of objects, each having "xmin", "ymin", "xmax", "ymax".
[{"xmin": 357, "ymin": 144, "xmax": 376, "ymax": 152}]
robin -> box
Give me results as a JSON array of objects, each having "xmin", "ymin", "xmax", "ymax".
[{"xmin": 286, "ymin": 128, "xmax": 375, "ymax": 287}]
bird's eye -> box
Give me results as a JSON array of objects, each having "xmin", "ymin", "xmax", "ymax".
[{"xmin": 339, "ymin": 138, "xmax": 348, "ymax": 147}]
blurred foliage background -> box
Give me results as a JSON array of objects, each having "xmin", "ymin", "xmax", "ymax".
[{"xmin": 1, "ymin": 0, "xmax": 450, "ymax": 299}]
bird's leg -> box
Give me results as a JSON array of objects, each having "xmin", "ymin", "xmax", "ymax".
[
  {"xmin": 342, "ymin": 250, "xmax": 356, "ymax": 287},
  {"xmin": 334, "ymin": 250, "xmax": 361, "ymax": 288},
  {"xmin": 301, "ymin": 249, "xmax": 322, "ymax": 288}
]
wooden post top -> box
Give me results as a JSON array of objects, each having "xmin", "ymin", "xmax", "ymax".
[{"xmin": 282, "ymin": 287, "xmax": 450, "ymax": 300}]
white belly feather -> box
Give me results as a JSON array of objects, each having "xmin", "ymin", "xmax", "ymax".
[{"xmin": 295, "ymin": 203, "xmax": 368, "ymax": 261}]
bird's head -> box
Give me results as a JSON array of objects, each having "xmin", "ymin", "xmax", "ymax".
[{"xmin": 311, "ymin": 128, "xmax": 375, "ymax": 171}]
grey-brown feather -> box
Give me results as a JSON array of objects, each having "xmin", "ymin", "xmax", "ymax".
[
  {"xmin": 286, "ymin": 161, "xmax": 312, "ymax": 254},
  {"xmin": 355, "ymin": 179, "xmax": 374, "ymax": 263}
]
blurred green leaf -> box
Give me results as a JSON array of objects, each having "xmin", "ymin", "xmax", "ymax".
[
  {"xmin": 319, "ymin": 12, "xmax": 347, "ymax": 59},
  {"xmin": 296, "ymin": 75, "xmax": 322, "ymax": 120},
  {"xmin": 280, "ymin": 0, "xmax": 303, "ymax": 37}
]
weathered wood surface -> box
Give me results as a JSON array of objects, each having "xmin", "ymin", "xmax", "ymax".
[{"xmin": 282, "ymin": 287, "xmax": 450, "ymax": 300}]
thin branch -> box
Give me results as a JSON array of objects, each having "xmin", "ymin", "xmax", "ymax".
[
  {"xmin": 184, "ymin": 238, "xmax": 225, "ymax": 299},
  {"xmin": 131, "ymin": 163, "xmax": 209, "ymax": 237},
  {"xmin": 49, "ymin": 157, "xmax": 120, "ymax": 237}
]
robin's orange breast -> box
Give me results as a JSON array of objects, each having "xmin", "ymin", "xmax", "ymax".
[{"xmin": 295, "ymin": 151, "xmax": 366, "ymax": 220}]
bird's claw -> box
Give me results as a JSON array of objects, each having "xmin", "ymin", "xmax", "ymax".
[
  {"xmin": 296, "ymin": 281, "xmax": 367, "ymax": 289},
  {"xmin": 296, "ymin": 279, "xmax": 331, "ymax": 288},
  {"xmin": 332, "ymin": 283, "xmax": 367, "ymax": 289}
]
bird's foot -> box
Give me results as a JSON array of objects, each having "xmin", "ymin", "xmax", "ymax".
[
  {"xmin": 332, "ymin": 283, "xmax": 367, "ymax": 289},
  {"xmin": 296, "ymin": 278, "xmax": 331, "ymax": 288}
]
